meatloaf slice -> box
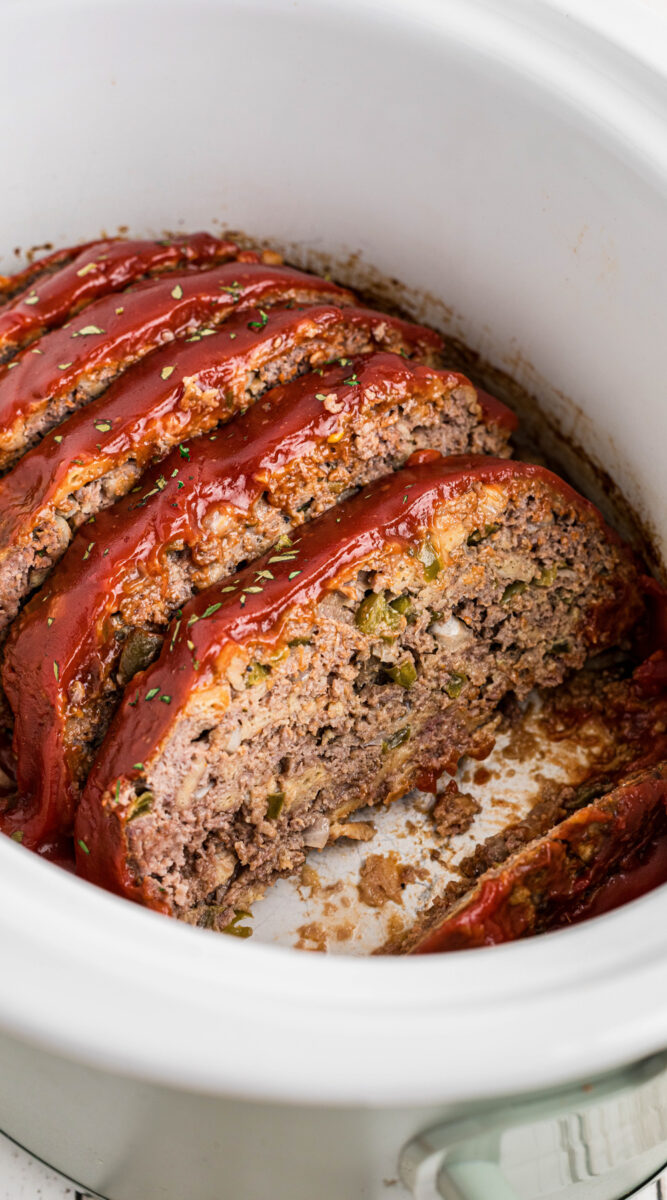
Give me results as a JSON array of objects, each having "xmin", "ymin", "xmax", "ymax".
[
  {"xmin": 0, "ymin": 304, "xmax": 443, "ymax": 641},
  {"xmin": 0, "ymin": 233, "xmax": 238, "ymax": 364},
  {"xmin": 73, "ymin": 455, "xmax": 643, "ymax": 926},
  {"xmin": 393, "ymin": 760, "xmax": 667, "ymax": 953},
  {"xmin": 0, "ymin": 241, "xmax": 101, "ymax": 301},
  {"xmin": 4, "ymin": 355, "xmax": 515, "ymax": 845},
  {"xmin": 0, "ymin": 260, "xmax": 357, "ymax": 471}
]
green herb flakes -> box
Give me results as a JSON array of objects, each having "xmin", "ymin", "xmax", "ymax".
[
  {"xmin": 145, "ymin": 687, "xmax": 160, "ymax": 700},
  {"xmin": 53, "ymin": 661, "xmax": 59, "ymax": 681},
  {"xmin": 94, "ymin": 419, "xmax": 112, "ymax": 432},
  {"xmin": 247, "ymin": 308, "xmax": 269, "ymax": 331},
  {"xmin": 161, "ymin": 365, "xmax": 175, "ymax": 381},
  {"xmin": 201, "ymin": 602, "xmax": 222, "ymax": 619},
  {"xmin": 77, "ymin": 839, "xmax": 90, "ymax": 854},
  {"xmin": 171, "ymin": 284, "xmax": 183, "ymax": 299}
]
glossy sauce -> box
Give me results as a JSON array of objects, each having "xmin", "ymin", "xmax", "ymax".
[
  {"xmin": 0, "ymin": 302, "xmax": 442, "ymax": 553},
  {"xmin": 0, "ymin": 261, "xmax": 357, "ymax": 450},
  {"xmin": 0, "ymin": 241, "xmax": 100, "ymax": 299},
  {"xmin": 565, "ymin": 820, "xmax": 667, "ymax": 924},
  {"xmin": 0, "ymin": 233, "xmax": 237, "ymax": 356}
]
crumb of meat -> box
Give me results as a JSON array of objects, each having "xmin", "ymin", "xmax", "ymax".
[
  {"xmin": 329, "ymin": 820, "xmax": 376, "ymax": 842},
  {"xmin": 299, "ymin": 863, "xmax": 321, "ymax": 896},
  {"xmin": 357, "ymin": 852, "xmax": 421, "ymax": 907},
  {"xmin": 431, "ymin": 779, "xmax": 481, "ymax": 838}
]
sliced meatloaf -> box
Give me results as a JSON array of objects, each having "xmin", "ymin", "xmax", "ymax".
[
  {"xmin": 0, "ymin": 241, "xmax": 101, "ymax": 301},
  {"xmin": 3, "ymin": 355, "xmax": 515, "ymax": 844},
  {"xmin": 393, "ymin": 760, "xmax": 667, "ymax": 953},
  {"xmin": 0, "ymin": 304, "xmax": 443, "ymax": 641},
  {"xmin": 0, "ymin": 233, "xmax": 238, "ymax": 364},
  {"xmin": 73, "ymin": 455, "xmax": 643, "ymax": 926},
  {"xmin": 0, "ymin": 260, "xmax": 357, "ymax": 471}
]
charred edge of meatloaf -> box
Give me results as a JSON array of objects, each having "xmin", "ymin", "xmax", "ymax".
[
  {"xmin": 111, "ymin": 490, "xmax": 634, "ymax": 924},
  {"xmin": 0, "ymin": 316, "xmax": 437, "ymax": 637},
  {"xmin": 61, "ymin": 384, "xmax": 510, "ymax": 785}
]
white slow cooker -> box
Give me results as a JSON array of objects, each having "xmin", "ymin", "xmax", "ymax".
[{"xmin": 1, "ymin": 1, "xmax": 667, "ymax": 1196}]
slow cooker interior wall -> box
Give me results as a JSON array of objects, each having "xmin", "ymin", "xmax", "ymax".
[{"xmin": 2, "ymin": 0, "xmax": 665, "ymax": 561}]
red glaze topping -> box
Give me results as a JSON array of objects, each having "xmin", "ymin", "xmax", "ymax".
[
  {"xmin": 4, "ymin": 353, "xmax": 492, "ymax": 842},
  {"xmin": 0, "ymin": 241, "xmax": 101, "ymax": 298},
  {"xmin": 0, "ymin": 233, "xmax": 237, "ymax": 357},
  {"xmin": 0, "ymin": 303, "xmax": 442, "ymax": 559},
  {"xmin": 0, "ymin": 261, "xmax": 358, "ymax": 461},
  {"xmin": 565, "ymin": 819, "xmax": 667, "ymax": 924},
  {"xmin": 413, "ymin": 766, "xmax": 667, "ymax": 953},
  {"xmin": 74, "ymin": 454, "xmax": 623, "ymax": 899}
]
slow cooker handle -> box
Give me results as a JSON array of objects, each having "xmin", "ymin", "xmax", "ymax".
[{"xmin": 399, "ymin": 1052, "xmax": 667, "ymax": 1200}]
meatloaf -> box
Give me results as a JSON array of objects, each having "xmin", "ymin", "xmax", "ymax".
[
  {"xmin": 0, "ymin": 241, "xmax": 102, "ymax": 300},
  {"xmin": 0, "ymin": 259, "xmax": 356, "ymax": 470},
  {"xmin": 0, "ymin": 233, "xmax": 238, "ymax": 363},
  {"xmin": 3, "ymin": 355, "xmax": 515, "ymax": 845},
  {"xmin": 0, "ymin": 304, "xmax": 442, "ymax": 640},
  {"xmin": 394, "ymin": 760, "xmax": 667, "ymax": 953},
  {"xmin": 73, "ymin": 454, "xmax": 643, "ymax": 926}
]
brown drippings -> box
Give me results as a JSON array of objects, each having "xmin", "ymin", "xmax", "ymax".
[
  {"xmin": 334, "ymin": 921, "xmax": 355, "ymax": 942},
  {"xmin": 295, "ymin": 921, "xmax": 328, "ymax": 952}
]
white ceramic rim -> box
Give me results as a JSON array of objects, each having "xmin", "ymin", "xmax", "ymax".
[
  {"xmin": 3, "ymin": 841, "xmax": 667, "ymax": 1106},
  {"xmin": 1, "ymin": 0, "xmax": 667, "ymax": 1108}
]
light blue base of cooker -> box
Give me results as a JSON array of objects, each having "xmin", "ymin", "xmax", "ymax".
[{"xmin": 2, "ymin": 1029, "xmax": 666, "ymax": 1200}]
